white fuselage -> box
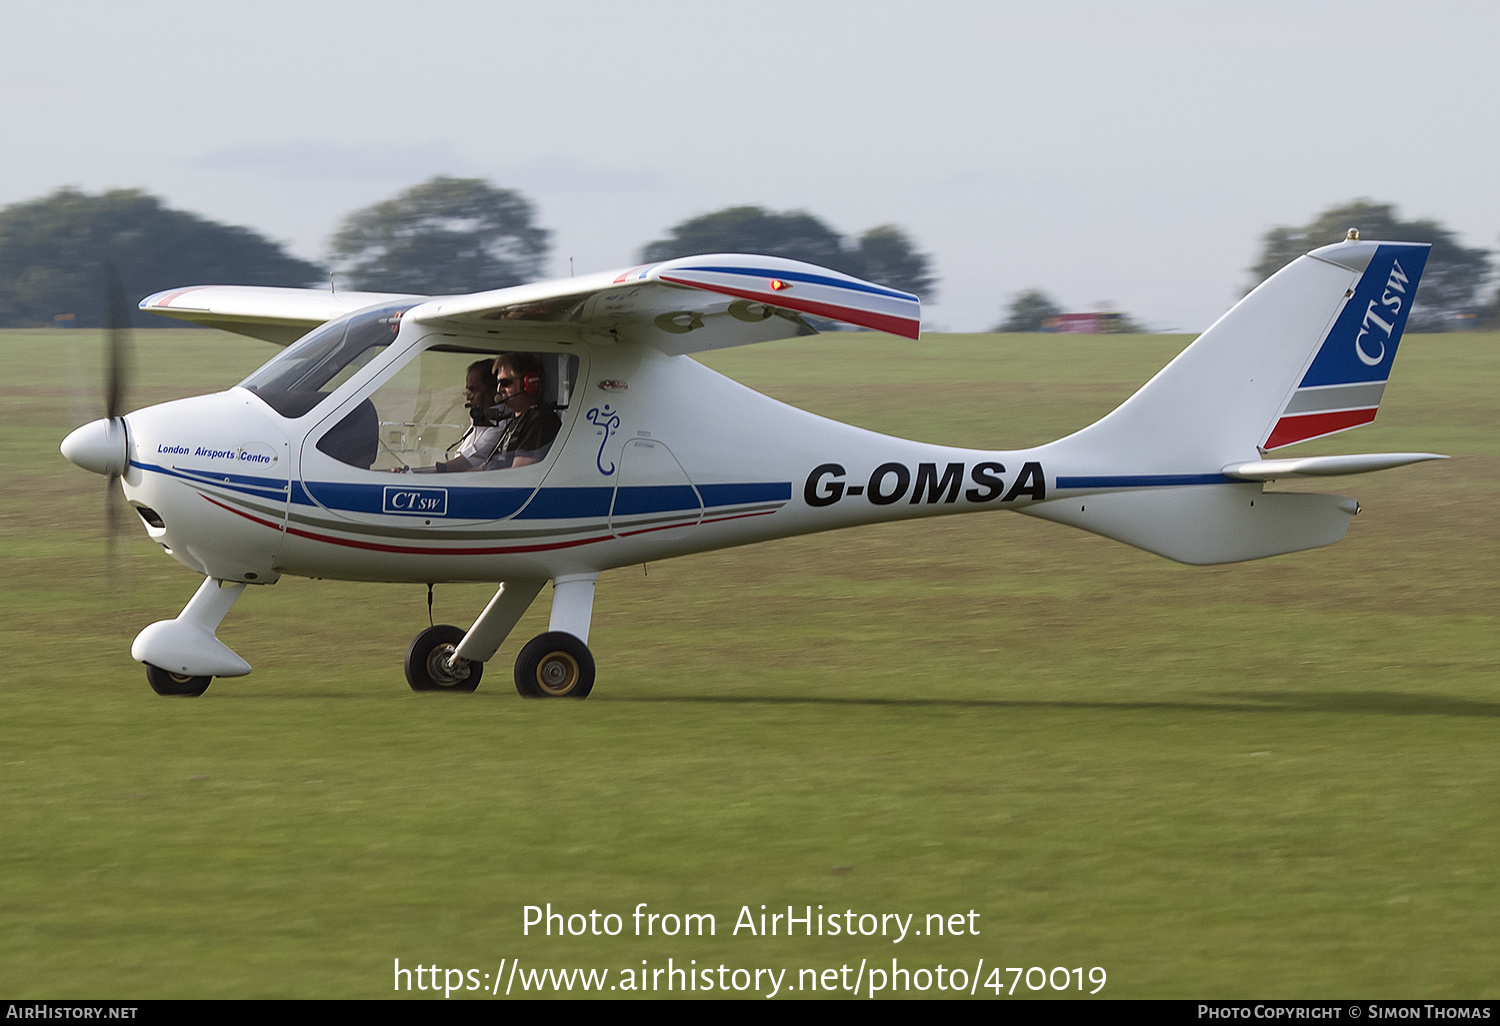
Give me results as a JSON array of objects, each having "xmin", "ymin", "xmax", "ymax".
[{"xmin": 119, "ymin": 329, "xmax": 1048, "ymax": 588}]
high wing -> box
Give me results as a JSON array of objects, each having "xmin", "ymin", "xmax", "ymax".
[
  {"xmin": 410, "ymin": 254, "xmax": 921, "ymax": 352},
  {"xmin": 139, "ymin": 254, "xmax": 922, "ymax": 351},
  {"xmin": 139, "ymin": 285, "xmax": 426, "ymax": 345}
]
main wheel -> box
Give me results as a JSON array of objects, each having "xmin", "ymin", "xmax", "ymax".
[
  {"xmin": 145, "ymin": 663, "xmax": 212, "ymax": 697},
  {"xmin": 514, "ymin": 631, "xmax": 595, "ymax": 698},
  {"xmin": 405, "ymin": 624, "xmax": 481, "ymax": 692}
]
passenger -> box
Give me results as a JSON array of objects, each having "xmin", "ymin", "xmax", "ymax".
[
  {"xmin": 489, "ymin": 352, "xmax": 562, "ymax": 469},
  {"xmin": 401, "ymin": 360, "xmax": 508, "ymax": 473}
]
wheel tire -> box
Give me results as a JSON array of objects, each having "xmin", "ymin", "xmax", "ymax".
[
  {"xmin": 514, "ymin": 631, "xmax": 595, "ymax": 699},
  {"xmin": 405, "ymin": 624, "xmax": 481, "ymax": 693},
  {"xmin": 145, "ymin": 663, "xmax": 212, "ymax": 697}
]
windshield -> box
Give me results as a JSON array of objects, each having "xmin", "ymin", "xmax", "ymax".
[{"xmin": 239, "ymin": 302, "xmax": 419, "ymax": 418}]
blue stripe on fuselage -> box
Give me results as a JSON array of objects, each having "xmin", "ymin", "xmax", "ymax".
[
  {"xmin": 291, "ymin": 480, "xmax": 791, "ymax": 520},
  {"xmin": 130, "ymin": 460, "xmax": 289, "ymax": 500},
  {"xmin": 1057, "ymin": 474, "xmax": 1235, "ymax": 489},
  {"xmin": 300, "ymin": 479, "xmax": 535, "ymax": 519}
]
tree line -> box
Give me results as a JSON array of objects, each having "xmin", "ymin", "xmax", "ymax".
[
  {"xmin": 999, "ymin": 199, "xmax": 1494, "ymax": 334},
  {"xmin": 0, "ymin": 179, "xmax": 935, "ymax": 329},
  {"xmin": 0, "ymin": 180, "xmax": 1492, "ymax": 331}
]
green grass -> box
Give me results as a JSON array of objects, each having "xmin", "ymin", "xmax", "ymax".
[{"xmin": 1, "ymin": 327, "xmax": 1496, "ymax": 998}]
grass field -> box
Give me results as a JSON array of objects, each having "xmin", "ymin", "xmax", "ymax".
[{"xmin": 2, "ymin": 326, "xmax": 1496, "ymax": 999}]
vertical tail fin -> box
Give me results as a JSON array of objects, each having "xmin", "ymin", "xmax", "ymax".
[
  {"xmin": 1262, "ymin": 242, "xmax": 1429, "ymax": 449},
  {"xmin": 1023, "ymin": 239, "xmax": 1433, "ymax": 565},
  {"xmin": 1043, "ymin": 239, "xmax": 1430, "ymax": 473}
]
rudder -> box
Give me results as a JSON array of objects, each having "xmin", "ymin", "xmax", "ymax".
[{"xmin": 1262, "ymin": 242, "xmax": 1429, "ymax": 449}]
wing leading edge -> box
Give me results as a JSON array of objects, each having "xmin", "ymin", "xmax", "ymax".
[{"xmin": 139, "ymin": 285, "xmax": 425, "ymax": 345}]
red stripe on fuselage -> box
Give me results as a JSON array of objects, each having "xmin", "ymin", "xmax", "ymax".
[
  {"xmin": 201, "ymin": 495, "xmax": 778, "ymax": 557},
  {"xmin": 203, "ymin": 494, "xmax": 618, "ymax": 555},
  {"xmin": 1264, "ymin": 408, "xmax": 1377, "ymax": 450}
]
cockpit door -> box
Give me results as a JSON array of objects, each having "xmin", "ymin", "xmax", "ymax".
[
  {"xmin": 608, "ymin": 438, "xmax": 704, "ymax": 540},
  {"xmin": 293, "ymin": 342, "xmax": 583, "ymax": 532}
]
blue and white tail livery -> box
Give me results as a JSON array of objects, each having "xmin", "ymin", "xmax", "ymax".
[
  {"xmin": 1022, "ymin": 238, "xmax": 1444, "ymax": 563},
  {"xmin": 64, "ymin": 237, "xmax": 1450, "ymax": 692},
  {"xmin": 1264, "ymin": 242, "xmax": 1429, "ymax": 449}
]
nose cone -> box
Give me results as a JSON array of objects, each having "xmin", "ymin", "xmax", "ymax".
[{"xmin": 61, "ymin": 418, "xmax": 128, "ymax": 476}]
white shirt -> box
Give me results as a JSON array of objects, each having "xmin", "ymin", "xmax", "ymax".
[{"xmin": 452, "ymin": 423, "xmax": 506, "ymax": 470}]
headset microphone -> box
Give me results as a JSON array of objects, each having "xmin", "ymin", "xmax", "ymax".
[{"xmin": 470, "ymin": 403, "xmax": 510, "ymax": 427}]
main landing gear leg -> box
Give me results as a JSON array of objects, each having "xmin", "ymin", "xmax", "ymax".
[
  {"xmin": 404, "ymin": 579, "xmax": 546, "ymax": 693},
  {"xmin": 514, "ymin": 573, "xmax": 598, "ymax": 699},
  {"xmin": 131, "ymin": 577, "xmax": 252, "ymax": 697}
]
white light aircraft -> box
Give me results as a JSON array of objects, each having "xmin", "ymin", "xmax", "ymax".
[{"xmin": 61, "ymin": 236, "xmax": 1444, "ymax": 697}]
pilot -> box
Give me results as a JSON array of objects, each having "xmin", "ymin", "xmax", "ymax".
[
  {"xmin": 489, "ymin": 352, "xmax": 562, "ymax": 469},
  {"xmin": 403, "ymin": 360, "xmax": 508, "ymax": 473}
]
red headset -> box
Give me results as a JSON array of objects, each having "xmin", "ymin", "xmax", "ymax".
[{"xmin": 498, "ymin": 369, "xmax": 543, "ymax": 396}]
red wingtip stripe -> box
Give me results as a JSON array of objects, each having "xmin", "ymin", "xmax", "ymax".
[
  {"xmin": 147, "ymin": 286, "xmax": 210, "ymax": 308},
  {"xmin": 1264, "ymin": 408, "xmax": 1378, "ymax": 450},
  {"xmin": 658, "ymin": 275, "xmax": 920, "ymax": 339}
]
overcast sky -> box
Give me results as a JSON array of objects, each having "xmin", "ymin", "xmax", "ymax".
[{"xmin": 4, "ymin": 0, "xmax": 1496, "ymax": 331}]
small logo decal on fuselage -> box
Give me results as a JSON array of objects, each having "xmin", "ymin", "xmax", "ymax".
[
  {"xmin": 157, "ymin": 442, "xmax": 277, "ymax": 466},
  {"xmin": 382, "ymin": 486, "xmax": 448, "ymax": 516},
  {"xmin": 586, "ymin": 404, "xmax": 622, "ymax": 476}
]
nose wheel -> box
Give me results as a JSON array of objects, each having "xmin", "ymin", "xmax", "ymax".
[
  {"xmin": 145, "ymin": 663, "xmax": 212, "ymax": 697},
  {"xmin": 514, "ymin": 631, "xmax": 595, "ymax": 698},
  {"xmin": 405, "ymin": 624, "xmax": 482, "ymax": 692}
]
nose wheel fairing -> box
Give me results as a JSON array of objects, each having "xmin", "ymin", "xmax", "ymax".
[{"xmin": 132, "ymin": 577, "xmax": 251, "ymax": 691}]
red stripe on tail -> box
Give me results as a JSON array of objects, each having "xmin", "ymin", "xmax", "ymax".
[{"xmin": 1264, "ymin": 408, "xmax": 1377, "ymax": 450}]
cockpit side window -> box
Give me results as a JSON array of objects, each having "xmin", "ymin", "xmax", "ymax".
[
  {"xmin": 240, "ymin": 302, "xmax": 417, "ymax": 418},
  {"xmin": 312, "ymin": 347, "xmax": 579, "ymax": 473}
]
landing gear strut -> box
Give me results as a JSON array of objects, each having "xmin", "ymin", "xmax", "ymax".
[
  {"xmin": 414, "ymin": 573, "xmax": 599, "ymax": 698},
  {"xmin": 133, "ymin": 577, "xmax": 252, "ymax": 697},
  {"xmin": 511, "ymin": 574, "xmax": 599, "ymax": 698},
  {"xmin": 405, "ymin": 624, "xmax": 482, "ymax": 692}
]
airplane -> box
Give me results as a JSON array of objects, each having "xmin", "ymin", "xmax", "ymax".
[{"xmin": 60, "ymin": 233, "xmax": 1445, "ymax": 698}]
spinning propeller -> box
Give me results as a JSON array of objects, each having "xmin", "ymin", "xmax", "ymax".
[
  {"xmin": 59, "ymin": 262, "xmax": 134, "ymax": 573},
  {"xmin": 102, "ymin": 262, "xmax": 131, "ymax": 567}
]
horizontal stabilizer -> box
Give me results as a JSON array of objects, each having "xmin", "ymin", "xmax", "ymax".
[
  {"xmin": 1222, "ymin": 452, "xmax": 1447, "ymax": 480},
  {"xmin": 1020, "ymin": 484, "xmax": 1358, "ymax": 565}
]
